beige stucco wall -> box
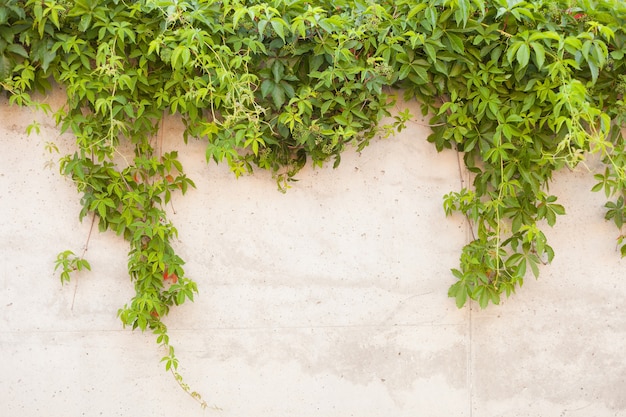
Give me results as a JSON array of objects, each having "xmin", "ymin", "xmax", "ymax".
[{"xmin": 1, "ymin": 89, "xmax": 624, "ymax": 416}]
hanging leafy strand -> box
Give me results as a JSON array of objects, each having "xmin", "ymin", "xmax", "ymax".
[{"xmin": 1, "ymin": 0, "xmax": 625, "ymax": 404}]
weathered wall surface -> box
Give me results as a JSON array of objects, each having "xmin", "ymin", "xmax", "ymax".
[{"xmin": 1, "ymin": 90, "xmax": 625, "ymax": 416}]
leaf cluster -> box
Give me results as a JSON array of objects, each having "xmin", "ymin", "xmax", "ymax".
[{"xmin": 401, "ymin": 0, "xmax": 626, "ymax": 308}]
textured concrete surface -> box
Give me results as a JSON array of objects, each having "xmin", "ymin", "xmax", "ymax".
[{"xmin": 1, "ymin": 90, "xmax": 625, "ymax": 416}]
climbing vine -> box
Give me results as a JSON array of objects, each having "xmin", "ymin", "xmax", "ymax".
[{"xmin": 2, "ymin": 0, "xmax": 625, "ymax": 405}]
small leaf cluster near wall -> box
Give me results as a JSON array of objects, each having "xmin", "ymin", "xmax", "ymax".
[{"xmin": 1, "ymin": 0, "xmax": 625, "ymax": 405}]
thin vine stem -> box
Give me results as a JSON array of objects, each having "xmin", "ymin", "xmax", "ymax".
[{"xmin": 71, "ymin": 212, "xmax": 97, "ymax": 311}]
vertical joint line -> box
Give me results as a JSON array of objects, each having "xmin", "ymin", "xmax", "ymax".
[{"xmin": 458, "ymin": 149, "xmax": 473, "ymax": 417}]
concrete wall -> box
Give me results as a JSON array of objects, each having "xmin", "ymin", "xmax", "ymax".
[{"xmin": 1, "ymin": 90, "xmax": 625, "ymax": 416}]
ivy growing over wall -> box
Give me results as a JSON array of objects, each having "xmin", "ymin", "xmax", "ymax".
[{"xmin": 2, "ymin": 0, "xmax": 625, "ymax": 405}]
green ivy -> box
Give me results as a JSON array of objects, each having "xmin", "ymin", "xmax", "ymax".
[{"xmin": 1, "ymin": 0, "xmax": 625, "ymax": 405}]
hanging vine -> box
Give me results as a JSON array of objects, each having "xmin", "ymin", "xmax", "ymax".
[{"xmin": 1, "ymin": 0, "xmax": 625, "ymax": 405}]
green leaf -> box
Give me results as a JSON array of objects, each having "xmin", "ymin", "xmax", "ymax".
[
  {"xmin": 258, "ymin": 19, "xmax": 269, "ymax": 37},
  {"xmin": 261, "ymin": 79, "xmax": 274, "ymax": 98},
  {"xmin": 407, "ymin": 4, "xmax": 427, "ymax": 20},
  {"xmin": 78, "ymin": 13, "xmax": 92, "ymax": 32},
  {"xmin": 171, "ymin": 45, "xmax": 191, "ymax": 68},
  {"xmin": 529, "ymin": 257, "xmax": 540, "ymax": 278},
  {"xmin": 424, "ymin": 43, "xmax": 437, "ymax": 63},
  {"xmin": 530, "ymin": 42, "xmax": 545, "ymax": 69},
  {"xmin": 270, "ymin": 18, "xmax": 286, "ymax": 41},
  {"xmin": 448, "ymin": 277, "xmax": 469, "ymax": 308},
  {"xmin": 506, "ymin": 41, "xmax": 522, "ymax": 65},
  {"xmin": 272, "ymin": 60, "xmax": 284, "ymax": 83},
  {"xmin": 0, "ymin": 54, "xmax": 10, "ymax": 80},
  {"xmin": 516, "ymin": 43, "xmax": 530, "ymax": 68},
  {"xmin": 81, "ymin": 259, "xmax": 91, "ymax": 271},
  {"xmin": 424, "ymin": 7, "xmax": 437, "ymax": 28},
  {"xmin": 6, "ymin": 44, "xmax": 28, "ymax": 58},
  {"xmin": 232, "ymin": 7, "xmax": 248, "ymax": 28},
  {"xmin": 446, "ymin": 32, "xmax": 465, "ymax": 54},
  {"xmin": 587, "ymin": 59, "xmax": 599, "ymax": 84},
  {"xmin": 271, "ymin": 85, "xmax": 285, "ymax": 108},
  {"xmin": 454, "ymin": 285, "xmax": 468, "ymax": 308}
]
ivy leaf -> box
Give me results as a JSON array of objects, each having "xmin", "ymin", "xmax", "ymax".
[
  {"xmin": 272, "ymin": 60, "xmax": 284, "ymax": 83},
  {"xmin": 446, "ymin": 32, "xmax": 465, "ymax": 54},
  {"xmin": 6, "ymin": 44, "xmax": 28, "ymax": 58},
  {"xmin": 0, "ymin": 54, "xmax": 10, "ymax": 80},
  {"xmin": 78, "ymin": 13, "xmax": 92, "ymax": 32},
  {"xmin": 270, "ymin": 18, "xmax": 286, "ymax": 41},
  {"xmin": 516, "ymin": 43, "xmax": 530, "ymax": 68},
  {"xmin": 171, "ymin": 45, "xmax": 190, "ymax": 69},
  {"xmin": 407, "ymin": 4, "xmax": 427, "ymax": 20},
  {"xmin": 453, "ymin": 283, "xmax": 468, "ymax": 308},
  {"xmin": 506, "ymin": 41, "xmax": 521, "ymax": 65},
  {"xmin": 271, "ymin": 85, "xmax": 285, "ymax": 108},
  {"xmin": 424, "ymin": 7, "xmax": 437, "ymax": 29},
  {"xmin": 261, "ymin": 79, "xmax": 274, "ymax": 98},
  {"xmin": 587, "ymin": 59, "xmax": 599, "ymax": 84},
  {"xmin": 454, "ymin": 0, "xmax": 471, "ymax": 27},
  {"xmin": 448, "ymin": 271, "xmax": 469, "ymax": 308},
  {"xmin": 258, "ymin": 19, "xmax": 269, "ymax": 37},
  {"xmin": 424, "ymin": 43, "xmax": 437, "ymax": 63},
  {"xmin": 232, "ymin": 7, "xmax": 247, "ymax": 28},
  {"xmin": 530, "ymin": 42, "xmax": 545, "ymax": 69}
]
